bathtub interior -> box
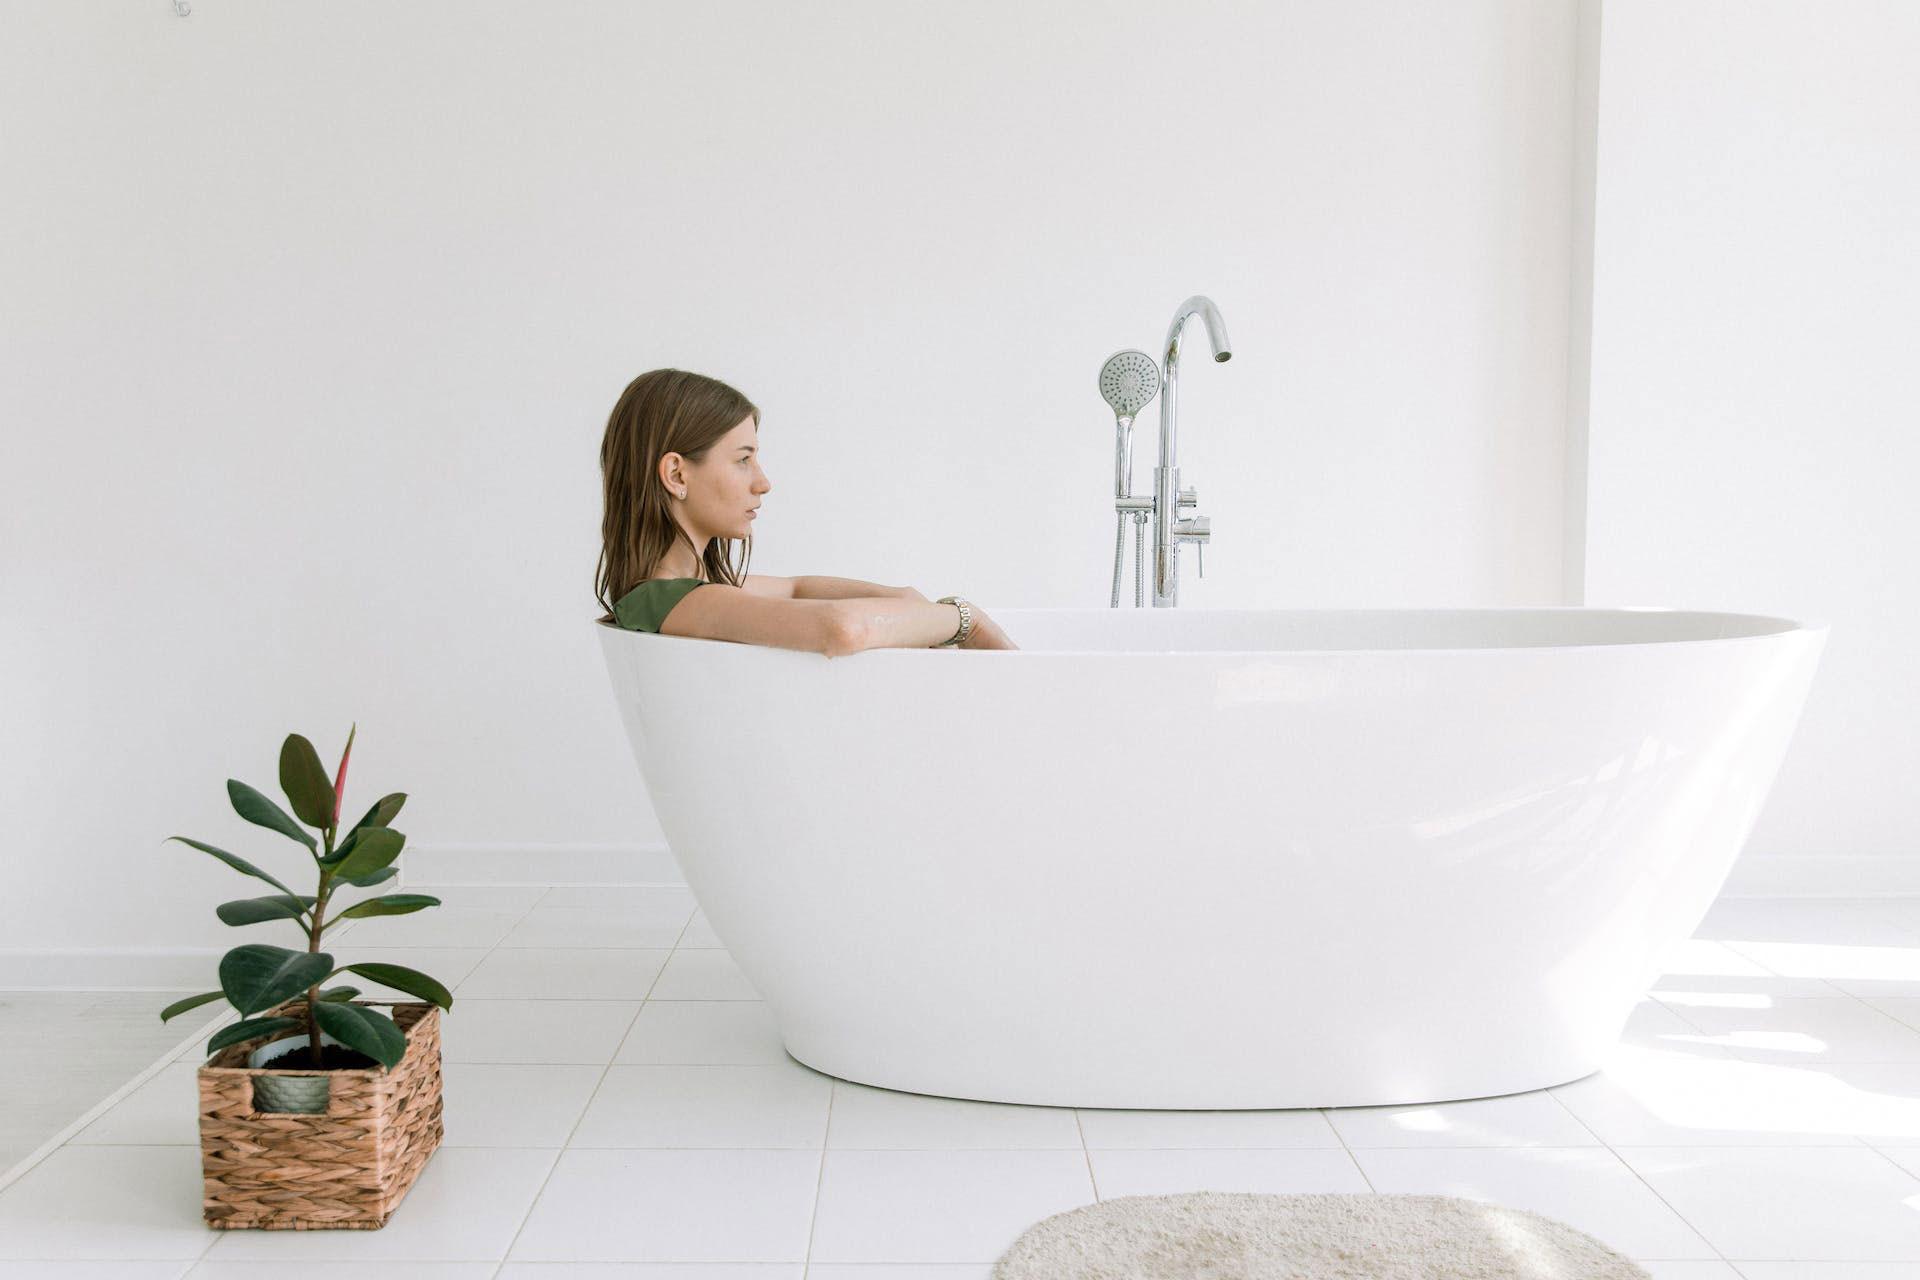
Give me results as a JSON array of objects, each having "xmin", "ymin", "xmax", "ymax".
[{"xmin": 973, "ymin": 607, "xmax": 1811, "ymax": 654}]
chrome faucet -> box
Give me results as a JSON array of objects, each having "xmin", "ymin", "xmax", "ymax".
[
  {"xmin": 1103, "ymin": 296, "xmax": 1232, "ymax": 607},
  {"xmin": 1153, "ymin": 295, "xmax": 1230, "ymax": 605}
]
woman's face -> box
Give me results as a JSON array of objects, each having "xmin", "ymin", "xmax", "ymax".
[{"xmin": 671, "ymin": 414, "xmax": 770, "ymax": 540}]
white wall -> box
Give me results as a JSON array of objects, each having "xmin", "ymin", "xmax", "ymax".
[
  {"xmin": 1586, "ymin": 0, "xmax": 1920, "ymax": 893},
  {"xmin": 6, "ymin": 0, "xmax": 1590, "ymax": 961}
]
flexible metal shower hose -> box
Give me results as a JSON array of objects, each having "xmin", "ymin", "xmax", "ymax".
[
  {"xmin": 1134, "ymin": 513, "xmax": 1146, "ymax": 607},
  {"xmin": 1111, "ymin": 511, "xmax": 1150, "ymax": 608}
]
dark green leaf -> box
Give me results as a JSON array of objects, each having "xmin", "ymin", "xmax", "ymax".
[
  {"xmin": 320, "ymin": 833, "xmax": 350, "ymax": 869},
  {"xmin": 341, "ymin": 865, "xmax": 399, "ymax": 888},
  {"xmin": 321, "ymin": 793, "xmax": 407, "ymax": 868},
  {"xmin": 316, "ymin": 985, "xmax": 360, "ymax": 1002},
  {"xmin": 337, "ymin": 893, "xmax": 439, "ymax": 920},
  {"xmin": 226, "ymin": 779, "xmax": 317, "ymax": 852},
  {"xmin": 159, "ymin": 990, "xmax": 226, "ymax": 1022},
  {"xmin": 218, "ymin": 943, "xmax": 334, "ymax": 1016},
  {"xmin": 331, "ymin": 826, "xmax": 404, "ymax": 882},
  {"xmin": 162, "ymin": 836, "xmax": 301, "ymax": 899},
  {"xmin": 279, "ymin": 734, "xmax": 337, "ymax": 830},
  {"xmin": 360, "ymin": 791, "xmax": 407, "ymax": 829},
  {"xmin": 339, "ymin": 961, "xmax": 452, "ymax": 1011},
  {"xmin": 215, "ymin": 894, "xmax": 315, "ymax": 927},
  {"xmin": 312, "ymin": 1000, "xmax": 408, "ymax": 1070},
  {"xmin": 207, "ymin": 1015, "xmax": 303, "ymax": 1055}
]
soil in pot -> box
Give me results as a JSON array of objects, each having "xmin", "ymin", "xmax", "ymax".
[{"xmin": 258, "ymin": 1043, "xmax": 381, "ymax": 1071}]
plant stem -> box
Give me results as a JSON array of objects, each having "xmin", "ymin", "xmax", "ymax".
[{"xmin": 306, "ymin": 823, "xmax": 334, "ymax": 1068}]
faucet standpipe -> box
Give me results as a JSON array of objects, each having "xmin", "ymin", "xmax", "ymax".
[{"xmin": 1151, "ymin": 296, "xmax": 1231, "ymax": 607}]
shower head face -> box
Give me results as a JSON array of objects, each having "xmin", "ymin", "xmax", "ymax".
[{"xmin": 1099, "ymin": 350, "xmax": 1161, "ymax": 419}]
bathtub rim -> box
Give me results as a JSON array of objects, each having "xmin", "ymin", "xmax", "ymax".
[{"xmin": 594, "ymin": 604, "xmax": 1827, "ymax": 657}]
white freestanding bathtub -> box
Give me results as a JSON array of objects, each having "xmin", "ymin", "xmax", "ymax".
[{"xmin": 597, "ymin": 606, "xmax": 1826, "ymax": 1110}]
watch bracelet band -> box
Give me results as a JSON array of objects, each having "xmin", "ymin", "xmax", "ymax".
[{"xmin": 935, "ymin": 595, "xmax": 973, "ymax": 647}]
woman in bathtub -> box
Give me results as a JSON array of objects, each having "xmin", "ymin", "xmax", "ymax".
[{"xmin": 595, "ymin": 368, "xmax": 1019, "ymax": 655}]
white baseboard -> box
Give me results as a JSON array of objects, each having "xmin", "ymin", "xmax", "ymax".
[
  {"xmin": 0, "ymin": 948, "xmax": 229, "ymax": 990},
  {"xmin": 0, "ymin": 845, "xmax": 685, "ymax": 989},
  {"xmin": 1721, "ymin": 852, "xmax": 1920, "ymax": 898},
  {"xmin": 401, "ymin": 843, "xmax": 1918, "ymax": 899},
  {"xmin": 399, "ymin": 842, "xmax": 686, "ymax": 887},
  {"xmin": 4, "ymin": 846, "xmax": 1912, "ymax": 989}
]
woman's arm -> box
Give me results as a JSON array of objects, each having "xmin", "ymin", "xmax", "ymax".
[
  {"xmin": 792, "ymin": 576, "xmax": 925, "ymax": 602},
  {"xmin": 839, "ymin": 596, "xmax": 1020, "ymax": 651},
  {"xmin": 790, "ymin": 578, "xmax": 1016, "ymax": 649}
]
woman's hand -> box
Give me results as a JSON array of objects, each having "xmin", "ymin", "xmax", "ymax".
[
  {"xmin": 898, "ymin": 586, "xmax": 1017, "ymax": 649},
  {"xmin": 959, "ymin": 608, "xmax": 1019, "ymax": 650}
]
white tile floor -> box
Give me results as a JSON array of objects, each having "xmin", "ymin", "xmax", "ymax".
[{"xmin": 3, "ymin": 888, "xmax": 1920, "ymax": 1278}]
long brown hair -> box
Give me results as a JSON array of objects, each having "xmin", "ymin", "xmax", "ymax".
[{"xmin": 595, "ymin": 369, "xmax": 758, "ymax": 622}]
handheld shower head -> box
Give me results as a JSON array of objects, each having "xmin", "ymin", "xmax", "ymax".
[
  {"xmin": 1099, "ymin": 349, "xmax": 1161, "ymax": 423},
  {"xmin": 1099, "ymin": 349, "xmax": 1160, "ymax": 499}
]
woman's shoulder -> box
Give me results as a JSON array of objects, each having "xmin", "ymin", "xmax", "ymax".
[
  {"xmin": 618, "ymin": 576, "xmax": 706, "ymax": 594},
  {"xmin": 612, "ymin": 577, "xmax": 716, "ymax": 632}
]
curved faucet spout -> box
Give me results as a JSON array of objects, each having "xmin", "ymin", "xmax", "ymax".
[
  {"xmin": 1158, "ymin": 295, "xmax": 1231, "ymax": 480},
  {"xmin": 1169, "ymin": 295, "xmax": 1234, "ymax": 366},
  {"xmin": 1153, "ymin": 295, "xmax": 1231, "ymax": 606}
]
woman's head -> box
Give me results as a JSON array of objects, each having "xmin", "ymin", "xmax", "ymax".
[{"xmin": 595, "ymin": 369, "xmax": 772, "ymax": 621}]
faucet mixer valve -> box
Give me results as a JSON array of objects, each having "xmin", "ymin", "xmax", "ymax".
[{"xmin": 1175, "ymin": 514, "xmax": 1211, "ymax": 578}]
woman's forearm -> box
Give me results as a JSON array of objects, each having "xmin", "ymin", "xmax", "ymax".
[
  {"xmin": 839, "ymin": 597, "xmax": 967, "ymax": 650},
  {"xmin": 793, "ymin": 576, "xmax": 923, "ymax": 601}
]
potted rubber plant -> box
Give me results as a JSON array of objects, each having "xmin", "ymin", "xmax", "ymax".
[{"xmin": 159, "ymin": 724, "xmax": 455, "ymax": 1230}]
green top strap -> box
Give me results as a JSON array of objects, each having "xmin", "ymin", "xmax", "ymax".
[{"xmin": 611, "ymin": 578, "xmax": 711, "ymax": 633}]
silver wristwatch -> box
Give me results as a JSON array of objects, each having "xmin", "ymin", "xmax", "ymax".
[{"xmin": 934, "ymin": 595, "xmax": 973, "ymax": 647}]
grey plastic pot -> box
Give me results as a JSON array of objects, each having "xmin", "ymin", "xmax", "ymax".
[{"xmin": 247, "ymin": 1028, "xmax": 348, "ymax": 1113}]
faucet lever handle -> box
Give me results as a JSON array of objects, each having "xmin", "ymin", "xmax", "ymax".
[{"xmin": 1174, "ymin": 514, "xmax": 1210, "ymax": 578}]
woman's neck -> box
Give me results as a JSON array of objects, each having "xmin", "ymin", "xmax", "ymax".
[
  {"xmin": 650, "ymin": 524, "xmax": 708, "ymax": 580},
  {"xmin": 648, "ymin": 550, "xmax": 705, "ymax": 580}
]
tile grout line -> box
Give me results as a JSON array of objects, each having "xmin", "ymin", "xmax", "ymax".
[
  {"xmin": 488, "ymin": 884, "xmax": 696, "ymax": 1280},
  {"xmin": 1074, "ymin": 1108, "xmax": 1100, "ymax": 1201},
  {"xmin": 10, "ymin": 915, "xmax": 385, "ymax": 1263},
  {"xmin": 1860, "ymin": 1141, "xmax": 1920, "ymax": 1183},
  {"xmin": 0, "ymin": 1005, "xmax": 234, "ymax": 1198},
  {"xmin": 1319, "ymin": 1106, "xmax": 1376, "ymax": 1192},
  {"xmin": 1682, "ymin": 905, "xmax": 1920, "ymax": 1251},
  {"xmin": 801, "ymin": 1082, "xmax": 836, "ymax": 1277},
  {"xmin": 1705, "ymin": 930, "xmax": 1919, "ymax": 1022},
  {"xmin": 0, "ymin": 914, "xmax": 384, "ymax": 1205},
  {"xmin": 54, "ymin": 1138, "xmax": 1875, "ymax": 1152},
  {"xmin": 381, "ymin": 880, "xmax": 555, "ymax": 1280},
  {"xmin": 1635, "ymin": 939, "xmax": 1917, "ymax": 1261},
  {"xmin": 1540, "ymin": 1053, "xmax": 1736, "ymax": 1269},
  {"xmin": 1683, "ymin": 926, "xmax": 1920, "ymax": 1152}
]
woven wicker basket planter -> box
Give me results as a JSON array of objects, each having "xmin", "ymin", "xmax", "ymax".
[{"xmin": 196, "ymin": 998, "xmax": 444, "ymax": 1230}]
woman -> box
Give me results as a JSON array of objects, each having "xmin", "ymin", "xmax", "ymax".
[{"xmin": 595, "ymin": 368, "xmax": 1019, "ymax": 654}]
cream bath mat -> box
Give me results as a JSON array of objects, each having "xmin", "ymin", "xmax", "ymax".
[{"xmin": 993, "ymin": 1190, "xmax": 1651, "ymax": 1279}]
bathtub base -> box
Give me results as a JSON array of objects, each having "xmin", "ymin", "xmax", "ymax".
[
  {"xmin": 776, "ymin": 1018, "xmax": 1622, "ymax": 1111},
  {"xmin": 783, "ymin": 1048, "xmax": 1610, "ymax": 1112}
]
